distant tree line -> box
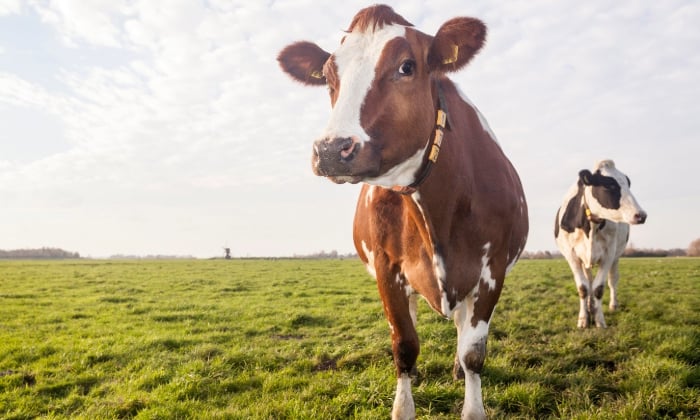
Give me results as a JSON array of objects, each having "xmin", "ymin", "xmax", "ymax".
[
  {"xmin": 292, "ymin": 250, "xmax": 358, "ymax": 259},
  {"xmin": 522, "ymin": 238, "xmax": 700, "ymax": 259},
  {"xmin": 0, "ymin": 248, "xmax": 80, "ymax": 259},
  {"xmin": 108, "ymin": 254, "xmax": 195, "ymax": 260}
]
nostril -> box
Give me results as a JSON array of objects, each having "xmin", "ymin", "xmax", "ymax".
[
  {"xmin": 636, "ymin": 212, "xmax": 647, "ymax": 224},
  {"xmin": 339, "ymin": 140, "xmax": 357, "ymax": 159}
]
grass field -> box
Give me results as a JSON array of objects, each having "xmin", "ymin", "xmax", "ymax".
[{"xmin": 0, "ymin": 257, "xmax": 698, "ymax": 419}]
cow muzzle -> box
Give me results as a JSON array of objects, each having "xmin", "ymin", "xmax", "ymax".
[
  {"xmin": 311, "ymin": 136, "xmax": 361, "ymax": 182},
  {"xmin": 632, "ymin": 210, "xmax": 647, "ymax": 225}
]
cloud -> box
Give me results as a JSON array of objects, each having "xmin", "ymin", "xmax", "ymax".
[
  {"xmin": 0, "ymin": 1, "xmax": 698, "ymax": 256},
  {"xmin": 0, "ymin": 0, "xmax": 20, "ymax": 16},
  {"xmin": 33, "ymin": 0, "xmax": 129, "ymax": 47}
]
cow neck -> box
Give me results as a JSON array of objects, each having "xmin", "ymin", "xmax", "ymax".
[
  {"xmin": 582, "ymin": 192, "xmax": 605, "ymax": 224},
  {"xmin": 582, "ymin": 194, "xmax": 607, "ymax": 241},
  {"xmin": 391, "ymin": 81, "xmax": 449, "ymax": 195}
]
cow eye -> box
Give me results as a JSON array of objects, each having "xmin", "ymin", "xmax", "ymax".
[
  {"xmin": 605, "ymin": 182, "xmax": 620, "ymax": 191},
  {"xmin": 398, "ymin": 60, "xmax": 415, "ymax": 76}
]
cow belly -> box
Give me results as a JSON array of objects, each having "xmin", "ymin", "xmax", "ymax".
[{"xmin": 567, "ymin": 223, "xmax": 627, "ymax": 269}]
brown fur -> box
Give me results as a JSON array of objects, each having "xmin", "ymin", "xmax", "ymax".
[
  {"xmin": 346, "ymin": 4, "xmax": 413, "ymax": 33},
  {"xmin": 278, "ymin": 5, "xmax": 528, "ymax": 418}
]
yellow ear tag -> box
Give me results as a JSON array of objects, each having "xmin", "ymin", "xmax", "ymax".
[
  {"xmin": 310, "ymin": 70, "xmax": 323, "ymax": 79},
  {"xmin": 442, "ymin": 44, "xmax": 459, "ymax": 65}
]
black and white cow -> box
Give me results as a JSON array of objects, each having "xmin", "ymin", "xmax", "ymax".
[{"xmin": 554, "ymin": 159, "xmax": 647, "ymax": 328}]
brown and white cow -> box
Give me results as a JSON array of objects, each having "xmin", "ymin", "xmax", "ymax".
[
  {"xmin": 555, "ymin": 159, "xmax": 647, "ymax": 328},
  {"xmin": 278, "ymin": 5, "xmax": 528, "ymax": 419}
]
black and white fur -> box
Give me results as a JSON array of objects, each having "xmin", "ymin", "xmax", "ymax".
[{"xmin": 554, "ymin": 160, "xmax": 647, "ymax": 328}]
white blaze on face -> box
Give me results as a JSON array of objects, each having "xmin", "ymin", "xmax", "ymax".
[
  {"xmin": 322, "ymin": 24, "xmax": 406, "ymax": 143},
  {"xmin": 322, "ymin": 24, "xmax": 428, "ymax": 188}
]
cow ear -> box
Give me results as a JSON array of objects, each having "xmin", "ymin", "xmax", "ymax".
[
  {"xmin": 278, "ymin": 41, "xmax": 330, "ymax": 86},
  {"xmin": 579, "ymin": 169, "xmax": 594, "ymax": 186},
  {"xmin": 428, "ymin": 17, "xmax": 486, "ymax": 73}
]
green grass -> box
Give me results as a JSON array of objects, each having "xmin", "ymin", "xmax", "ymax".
[{"xmin": 0, "ymin": 258, "xmax": 698, "ymax": 419}]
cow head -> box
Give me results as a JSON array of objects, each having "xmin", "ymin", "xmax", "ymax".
[
  {"xmin": 277, "ymin": 5, "xmax": 486, "ymax": 187},
  {"xmin": 579, "ymin": 160, "xmax": 647, "ymax": 225}
]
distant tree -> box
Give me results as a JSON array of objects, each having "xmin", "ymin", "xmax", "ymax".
[
  {"xmin": 688, "ymin": 238, "xmax": 700, "ymax": 257},
  {"xmin": 0, "ymin": 248, "xmax": 80, "ymax": 259}
]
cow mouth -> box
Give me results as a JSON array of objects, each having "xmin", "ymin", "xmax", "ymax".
[{"xmin": 327, "ymin": 175, "xmax": 362, "ymax": 184}]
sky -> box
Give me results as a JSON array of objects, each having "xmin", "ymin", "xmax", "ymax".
[{"xmin": 1, "ymin": 0, "xmax": 698, "ymax": 258}]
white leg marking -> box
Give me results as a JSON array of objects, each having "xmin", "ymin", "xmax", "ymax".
[
  {"xmin": 392, "ymin": 373, "xmax": 415, "ymax": 420},
  {"xmin": 591, "ymin": 268, "xmax": 609, "ymax": 328},
  {"xmin": 463, "ymin": 371, "xmax": 485, "ymax": 420},
  {"xmin": 454, "ymin": 300, "xmax": 488, "ymax": 420},
  {"xmin": 608, "ymin": 260, "xmax": 620, "ymax": 311}
]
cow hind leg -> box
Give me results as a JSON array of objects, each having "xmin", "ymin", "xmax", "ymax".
[
  {"xmin": 607, "ymin": 259, "xmax": 620, "ymax": 311},
  {"xmin": 454, "ymin": 296, "xmax": 490, "ymax": 420}
]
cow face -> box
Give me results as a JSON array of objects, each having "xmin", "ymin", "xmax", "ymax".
[
  {"xmin": 278, "ymin": 5, "xmax": 486, "ymax": 188},
  {"xmin": 579, "ymin": 160, "xmax": 647, "ymax": 225}
]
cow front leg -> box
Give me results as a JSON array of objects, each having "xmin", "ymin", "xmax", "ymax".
[
  {"xmin": 590, "ymin": 266, "xmax": 610, "ymax": 328},
  {"xmin": 607, "ymin": 259, "xmax": 620, "ymax": 311},
  {"xmin": 453, "ymin": 295, "xmax": 490, "ymax": 420},
  {"xmin": 567, "ymin": 260, "xmax": 591, "ymax": 328},
  {"xmin": 376, "ymin": 270, "xmax": 419, "ymax": 420}
]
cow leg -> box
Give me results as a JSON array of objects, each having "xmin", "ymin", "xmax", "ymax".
[
  {"xmin": 590, "ymin": 262, "xmax": 611, "ymax": 328},
  {"xmin": 376, "ymin": 268, "xmax": 419, "ymax": 420},
  {"xmin": 453, "ymin": 293, "xmax": 492, "ymax": 420},
  {"xmin": 566, "ymin": 258, "xmax": 591, "ymax": 328},
  {"xmin": 607, "ymin": 259, "xmax": 620, "ymax": 311}
]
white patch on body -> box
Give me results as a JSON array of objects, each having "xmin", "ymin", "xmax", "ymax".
[
  {"xmin": 456, "ymin": 86, "xmax": 499, "ymax": 144},
  {"xmin": 433, "ymin": 253, "xmax": 452, "ymax": 318},
  {"xmin": 505, "ymin": 249, "xmax": 520, "ymax": 275},
  {"xmin": 365, "ymin": 148, "xmax": 426, "ymax": 188},
  {"xmin": 361, "ymin": 240, "xmax": 377, "ymax": 279},
  {"xmin": 365, "ymin": 185, "xmax": 377, "ymax": 208},
  {"xmin": 479, "ymin": 243, "xmax": 496, "ymax": 291}
]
